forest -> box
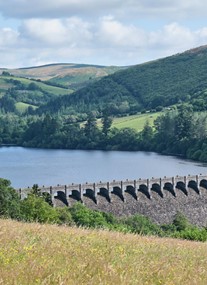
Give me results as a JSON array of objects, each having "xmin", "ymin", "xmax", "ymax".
[
  {"xmin": 1, "ymin": 104, "xmax": 207, "ymax": 162},
  {"xmin": 36, "ymin": 46, "xmax": 207, "ymax": 117}
]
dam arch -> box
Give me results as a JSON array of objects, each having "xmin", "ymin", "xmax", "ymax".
[{"xmin": 18, "ymin": 173, "xmax": 207, "ymax": 226}]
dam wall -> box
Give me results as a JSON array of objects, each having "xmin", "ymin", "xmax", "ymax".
[{"xmin": 19, "ymin": 174, "xmax": 207, "ymax": 226}]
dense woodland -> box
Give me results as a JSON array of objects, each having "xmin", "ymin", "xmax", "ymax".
[
  {"xmin": 37, "ymin": 46, "xmax": 207, "ymax": 117},
  {"xmin": 1, "ymin": 104, "xmax": 207, "ymax": 162},
  {"xmin": 1, "ymin": 177, "xmax": 207, "ymax": 242}
]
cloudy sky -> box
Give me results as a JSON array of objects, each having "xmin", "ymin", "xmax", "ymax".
[{"xmin": 0, "ymin": 0, "xmax": 207, "ymax": 68}]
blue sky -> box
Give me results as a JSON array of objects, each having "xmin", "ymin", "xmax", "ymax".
[{"xmin": 0, "ymin": 0, "xmax": 207, "ymax": 68}]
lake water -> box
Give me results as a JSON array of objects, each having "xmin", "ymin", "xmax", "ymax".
[{"xmin": 0, "ymin": 146, "xmax": 207, "ymax": 188}]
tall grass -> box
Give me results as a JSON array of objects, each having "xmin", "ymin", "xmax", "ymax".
[{"xmin": 0, "ymin": 219, "xmax": 206, "ymax": 285}]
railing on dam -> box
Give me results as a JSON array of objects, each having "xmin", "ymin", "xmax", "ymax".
[{"xmin": 18, "ymin": 174, "xmax": 207, "ymax": 205}]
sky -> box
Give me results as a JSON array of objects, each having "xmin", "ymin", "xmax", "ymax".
[{"xmin": 0, "ymin": 0, "xmax": 207, "ymax": 68}]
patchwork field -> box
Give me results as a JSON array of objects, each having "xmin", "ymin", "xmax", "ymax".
[{"xmin": 0, "ymin": 219, "xmax": 207, "ymax": 285}]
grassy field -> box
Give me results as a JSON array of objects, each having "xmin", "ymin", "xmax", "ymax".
[
  {"xmin": 0, "ymin": 75, "xmax": 73, "ymax": 96},
  {"xmin": 15, "ymin": 102, "xmax": 38, "ymax": 113},
  {"xmin": 0, "ymin": 219, "xmax": 207, "ymax": 285},
  {"xmin": 111, "ymin": 112, "xmax": 161, "ymax": 131}
]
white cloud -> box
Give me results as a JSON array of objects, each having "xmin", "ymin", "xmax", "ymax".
[
  {"xmin": 1, "ymin": 19, "xmax": 207, "ymax": 68},
  {"xmin": 20, "ymin": 18, "xmax": 93, "ymax": 46},
  {"xmin": 0, "ymin": 27, "xmax": 19, "ymax": 47},
  {"xmin": 0, "ymin": 0, "xmax": 207, "ymax": 20},
  {"xmin": 149, "ymin": 23, "xmax": 195, "ymax": 50},
  {"xmin": 98, "ymin": 16, "xmax": 147, "ymax": 48},
  {"xmin": 0, "ymin": 0, "xmax": 121, "ymax": 19},
  {"xmin": 0, "ymin": 1, "xmax": 207, "ymax": 67}
]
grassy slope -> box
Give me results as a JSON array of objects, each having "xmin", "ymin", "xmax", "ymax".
[
  {"xmin": 0, "ymin": 219, "xmax": 207, "ymax": 285},
  {"xmin": 15, "ymin": 102, "xmax": 37, "ymax": 112},
  {"xmin": 96, "ymin": 112, "xmax": 160, "ymax": 131},
  {"xmin": 2, "ymin": 64, "xmax": 124, "ymax": 87},
  {"xmin": 42, "ymin": 45, "xmax": 207, "ymax": 116},
  {"xmin": 0, "ymin": 75, "xmax": 73, "ymax": 109},
  {"xmin": 1, "ymin": 75, "xmax": 72, "ymax": 95},
  {"xmin": 112, "ymin": 112, "xmax": 161, "ymax": 131}
]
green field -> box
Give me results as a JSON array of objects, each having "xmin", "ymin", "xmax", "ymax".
[
  {"xmin": 0, "ymin": 75, "xmax": 73, "ymax": 96},
  {"xmin": 15, "ymin": 102, "xmax": 37, "ymax": 113},
  {"xmin": 111, "ymin": 112, "xmax": 161, "ymax": 131},
  {"xmin": 1, "ymin": 219, "xmax": 207, "ymax": 285},
  {"xmin": 95, "ymin": 112, "xmax": 161, "ymax": 131}
]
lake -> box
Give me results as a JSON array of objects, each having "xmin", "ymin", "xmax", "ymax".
[{"xmin": 0, "ymin": 146, "xmax": 207, "ymax": 188}]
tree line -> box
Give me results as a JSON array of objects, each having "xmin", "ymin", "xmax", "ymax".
[{"xmin": 1, "ymin": 104, "xmax": 207, "ymax": 161}]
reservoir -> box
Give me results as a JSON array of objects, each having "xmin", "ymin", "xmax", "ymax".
[{"xmin": 0, "ymin": 146, "xmax": 207, "ymax": 188}]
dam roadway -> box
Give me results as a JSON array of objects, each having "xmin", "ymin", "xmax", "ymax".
[{"xmin": 19, "ymin": 174, "xmax": 207, "ymax": 226}]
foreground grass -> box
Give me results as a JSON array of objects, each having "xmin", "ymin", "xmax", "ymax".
[{"xmin": 0, "ymin": 219, "xmax": 207, "ymax": 285}]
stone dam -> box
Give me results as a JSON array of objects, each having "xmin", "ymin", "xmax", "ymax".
[{"xmin": 19, "ymin": 174, "xmax": 207, "ymax": 226}]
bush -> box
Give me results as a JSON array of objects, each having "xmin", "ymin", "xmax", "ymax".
[
  {"xmin": 69, "ymin": 203, "xmax": 108, "ymax": 228},
  {"xmin": 172, "ymin": 212, "xmax": 190, "ymax": 231},
  {"xmin": 173, "ymin": 227, "xmax": 207, "ymax": 242},
  {"xmin": 122, "ymin": 214, "xmax": 161, "ymax": 235},
  {"xmin": 21, "ymin": 194, "xmax": 59, "ymax": 223},
  {"xmin": 56, "ymin": 207, "xmax": 74, "ymax": 226},
  {"xmin": 0, "ymin": 178, "xmax": 22, "ymax": 219}
]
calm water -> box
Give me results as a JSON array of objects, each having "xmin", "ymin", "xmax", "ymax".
[{"xmin": 0, "ymin": 146, "xmax": 207, "ymax": 188}]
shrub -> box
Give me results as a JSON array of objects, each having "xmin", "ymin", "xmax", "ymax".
[
  {"xmin": 172, "ymin": 212, "xmax": 190, "ymax": 231},
  {"xmin": 20, "ymin": 194, "xmax": 59, "ymax": 223},
  {"xmin": 0, "ymin": 178, "xmax": 22, "ymax": 219},
  {"xmin": 69, "ymin": 203, "xmax": 108, "ymax": 228},
  {"xmin": 173, "ymin": 227, "xmax": 207, "ymax": 242},
  {"xmin": 122, "ymin": 214, "xmax": 161, "ymax": 235},
  {"xmin": 56, "ymin": 207, "xmax": 74, "ymax": 226}
]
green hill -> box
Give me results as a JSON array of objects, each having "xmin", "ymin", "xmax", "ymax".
[
  {"xmin": 2, "ymin": 63, "xmax": 124, "ymax": 91},
  {"xmin": 0, "ymin": 73, "xmax": 72, "ymax": 112},
  {"xmin": 37, "ymin": 45, "xmax": 207, "ymax": 116}
]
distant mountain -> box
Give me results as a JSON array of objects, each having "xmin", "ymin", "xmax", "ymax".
[
  {"xmin": 37, "ymin": 44, "xmax": 207, "ymax": 116},
  {"xmin": 2, "ymin": 63, "xmax": 125, "ymax": 91}
]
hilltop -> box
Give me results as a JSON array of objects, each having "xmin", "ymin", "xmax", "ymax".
[
  {"xmin": 2, "ymin": 63, "xmax": 124, "ymax": 91},
  {"xmin": 0, "ymin": 63, "xmax": 124, "ymax": 113},
  {"xmin": 0, "ymin": 219, "xmax": 207, "ymax": 285},
  {"xmin": 2, "ymin": 45, "xmax": 207, "ymax": 116},
  {"xmin": 37, "ymin": 44, "xmax": 207, "ymax": 116}
]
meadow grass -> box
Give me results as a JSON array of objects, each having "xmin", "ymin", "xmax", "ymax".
[
  {"xmin": 112, "ymin": 112, "xmax": 161, "ymax": 131},
  {"xmin": 0, "ymin": 219, "xmax": 207, "ymax": 285},
  {"xmin": 15, "ymin": 102, "xmax": 37, "ymax": 112},
  {"xmin": 0, "ymin": 75, "xmax": 73, "ymax": 96}
]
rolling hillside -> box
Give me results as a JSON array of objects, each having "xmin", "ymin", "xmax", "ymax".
[
  {"xmin": 0, "ymin": 73, "xmax": 72, "ymax": 112},
  {"xmin": 2, "ymin": 63, "xmax": 124, "ymax": 91},
  {"xmin": 37, "ymin": 45, "xmax": 207, "ymax": 116}
]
